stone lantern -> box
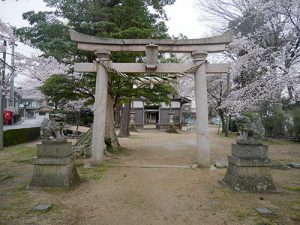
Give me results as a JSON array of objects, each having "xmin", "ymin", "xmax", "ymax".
[
  {"xmin": 166, "ymin": 112, "xmax": 178, "ymax": 133},
  {"xmin": 129, "ymin": 111, "xmax": 137, "ymax": 131}
]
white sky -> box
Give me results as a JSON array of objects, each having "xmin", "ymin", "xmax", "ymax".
[{"xmin": 0, "ymin": 0, "xmax": 49, "ymax": 27}]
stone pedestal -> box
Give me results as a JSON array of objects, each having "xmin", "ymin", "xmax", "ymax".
[
  {"xmin": 166, "ymin": 112, "xmax": 178, "ymax": 133},
  {"xmin": 30, "ymin": 140, "xmax": 80, "ymax": 188},
  {"xmin": 129, "ymin": 111, "xmax": 137, "ymax": 131},
  {"xmin": 221, "ymin": 144, "xmax": 276, "ymax": 192}
]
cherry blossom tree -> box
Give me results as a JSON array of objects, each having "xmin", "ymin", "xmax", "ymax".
[
  {"xmin": 198, "ymin": 0, "xmax": 300, "ymax": 113},
  {"xmin": 1, "ymin": 18, "xmax": 70, "ymax": 102},
  {"xmin": 15, "ymin": 54, "xmax": 70, "ymax": 99},
  {"xmin": 64, "ymin": 99, "xmax": 88, "ymax": 131}
]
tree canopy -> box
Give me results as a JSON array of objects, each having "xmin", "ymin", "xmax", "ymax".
[{"xmin": 17, "ymin": 0, "xmax": 174, "ymax": 63}]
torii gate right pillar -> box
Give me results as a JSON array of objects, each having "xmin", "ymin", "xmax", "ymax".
[
  {"xmin": 91, "ymin": 50, "xmax": 111, "ymax": 166},
  {"xmin": 192, "ymin": 51, "xmax": 210, "ymax": 167}
]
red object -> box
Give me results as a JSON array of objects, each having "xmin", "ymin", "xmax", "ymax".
[{"xmin": 4, "ymin": 111, "xmax": 12, "ymax": 125}]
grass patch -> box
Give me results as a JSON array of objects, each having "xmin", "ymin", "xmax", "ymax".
[
  {"xmin": 255, "ymin": 220, "xmax": 276, "ymax": 225},
  {"xmin": 0, "ymin": 182, "xmax": 30, "ymax": 225},
  {"xmin": 106, "ymin": 146, "xmax": 131, "ymax": 156},
  {"xmin": 254, "ymin": 209, "xmax": 277, "ymax": 225},
  {"xmin": 1, "ymin": 143, "xmax": 73, "ymax": 224},
  {"xmin": 291, "ymin": 214, "xmax": 300, "ymax": 222},
  {"xmin": 282, "ymin": 186, "xmax": 300, "ymax": 191},
  {"xmin": 218, "ymin": 132, "xmax": 238, "ymax": 139},
  {"xmin": 128, "ymin": 135, "xmax": 140, "ymax": 139},
  {"xmin": 234, "ymin": 208, "xmax": 254, "ymax": 221},
  {"xmin": 263, "ymin": 139, "xmax": 294, "ymax": 146},
  {"xmin": 77, "ymin": 163, "xmax": 106, "ymax": 180},
  {"xmin": 0, "ymin": 173, "xmax": 15, "ymax": 181},
  {"xmin": 111, "ymin": 147, "xmax": 131, "ymax": 156},
  {"xmin": 1, "ymin": 146, "xmax": 36, "ymax": 165},
  {"xmin": 236, "ymin": 210, "xmax": 249, "ymax": 220},
  {"xmin": 43, "ymin": 187, "xmax": 68, "ymax": 194}
]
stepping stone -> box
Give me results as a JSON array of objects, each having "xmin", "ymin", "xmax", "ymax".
[
  {"xmin": 214, "ymin": 161, "xmax": 227, "ymax": 168},
  {"xmin": 32, "ymin": 204, "xmax": 52, "ymax": 211},
  {"xmin": 255, "ymin": 208, "xmax": 273, "ymax": 215},
  {"xmin": 272, "ymin": 162, "xmax": 290, "ymax": 170},
  {"xmin": 287, "ymin": 162, "xmax": 300, "ymax": 169}
]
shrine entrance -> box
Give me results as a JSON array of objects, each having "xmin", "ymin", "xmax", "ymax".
[
  {"xmin": 70, "ymin": 30, "xmax": 233, "ymax": 167},
  {"xmin": 144, "ymin": 105, "xmax": 159, "ymax": 129}
]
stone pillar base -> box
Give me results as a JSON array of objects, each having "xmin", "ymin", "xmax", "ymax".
[
  {"xmin": 221, "ymin": 144, "xmax": 276, "ymax": 192},
  {"xmin": 30, "ymin": 140, "xmax": 80, "ymax": 188},
  {"xmin": 129, "ymin": 124, "xmax": 138, "ymax": 132},
  {"xmin": 166, "ymin": 125, "xmax": 178, "ymax": 133}
]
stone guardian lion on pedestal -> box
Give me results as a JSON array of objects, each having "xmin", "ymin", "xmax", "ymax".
[
  {"xmin": 40, "ymin": 113, "xmax": 65, "ymax": 140},
  {"xmin": 236, "ymin": 115, "xmax": 265, "ymax": 145}
]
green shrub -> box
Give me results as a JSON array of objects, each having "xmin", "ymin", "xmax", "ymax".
[
  {"xmin": 264, "ymin": 113, "xmax": 285, "ymax": 137},
  {"xmin": 4, "ymin": 127, "xmax": 40, "ymax": 146},
  {"xmin": 229, "ymin": 119, "xmax": 238, "ymax": 132}
]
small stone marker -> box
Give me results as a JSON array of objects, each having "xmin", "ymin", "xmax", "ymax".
[
  {"xmin": 271, "ymin": 162, "xmax": 290, "ymax": 170},
  {"xmin": 288, "ymin": 162, "xmax": 300, "ymax": 169},
  {"xmin": 214, "ymin": 161, "xmax": 227, "ymax": 168},
  {"xmin": 255, "ymin": 208, "xmax": 273, "ymax": 215},
  {"xmin": 32, "ymin": 204, "xmax": 52, "ymax": 211}
]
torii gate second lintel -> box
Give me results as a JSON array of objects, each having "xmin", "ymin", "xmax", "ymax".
[{"xmin": 70, "ymin": 30, "xmax": 233, "ymax": 167}]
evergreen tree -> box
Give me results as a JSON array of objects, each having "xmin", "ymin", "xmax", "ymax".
[{"xmin": 17, "ymin": 0, "xmax": 176, "ymax": 147}]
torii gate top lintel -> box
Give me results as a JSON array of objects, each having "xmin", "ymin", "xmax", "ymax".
[{"xmin": 69, "ymin": 29, "xmax": 233, "ymax": 53}]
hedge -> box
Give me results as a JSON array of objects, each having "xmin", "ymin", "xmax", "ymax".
[{"xmin": 4, "ymin": 127, "xmax": 41, "ymax": 147}]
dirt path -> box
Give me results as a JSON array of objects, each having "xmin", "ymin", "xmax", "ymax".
[{"xmin": 2, "ymin": 125, "xmax": 300, "ymax": 225}]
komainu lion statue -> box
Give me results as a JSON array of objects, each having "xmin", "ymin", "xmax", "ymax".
[
  {"xmin": 41, "ymin": 113, "xmax": 65, "ymax": 140},
  {"xmin": 236, "ymin": 115, "xmax": 265, "ymax": 145}
]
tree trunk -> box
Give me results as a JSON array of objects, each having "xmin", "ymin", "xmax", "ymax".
[
  {"xmin": 75, "ymin": 111, "xmax": 80, "ymax": 132},
  {"xmin": 114, "ymin": 105, "xmax": 121, "ymax": 128},
  {"xmin": 218, "ymin": 108, "xmax": 228, "ymax": 137},
  {"xmin": 118, "ymin": 102, "xmax": 131, "ymax": 137},
  {"xmin": 105, "ymin": 93, "xmax": 120, "ymax": 150}
]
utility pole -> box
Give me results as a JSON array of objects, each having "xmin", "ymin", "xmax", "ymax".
[
  {"xmin": 10, "ymin": 40, "xmax": 15, "ymax": 111},
  {"xmin": 226, "ymin": 73, "xmax": 231, "ymax": 135},
  {"xmin": 0, "ymin": 39, "xmax": 7, "ymax": 150}
]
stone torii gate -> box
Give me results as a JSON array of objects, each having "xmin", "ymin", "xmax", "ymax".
[{"xmin": 70, "ymin": 30, "xmax": 233, "ymax": 167}]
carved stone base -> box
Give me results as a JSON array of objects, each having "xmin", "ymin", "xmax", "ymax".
[
  {"xmin": 30, "ymin": 140, "xmax": 80, "ymax": 188},
  {"xmin": 221, "ymin": 144, "xmax": 276, "ymax": 192},
  {"xmin": 129, "ymin": 124, "xmax": 138, "ymax": 132},
  {"xmin": 166, "ymin": 124, "xmax": 178, "ymax": 133}
]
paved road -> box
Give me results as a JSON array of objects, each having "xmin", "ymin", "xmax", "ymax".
[{"xmin": 3, "ymin": 118, "xmax": 44, "ymax": 131}]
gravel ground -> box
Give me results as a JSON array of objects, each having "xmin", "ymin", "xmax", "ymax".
[{"xmin": 1, "ymin": 125, "xmax": 300, "ymax": 225}]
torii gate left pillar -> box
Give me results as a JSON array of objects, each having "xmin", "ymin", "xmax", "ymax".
[
  {"xmin": 92, "ymin": 50, "xmax": 110, "ymax": 165},
  {"xmin": 192, "ymin": 51, "xmax": 210, "ymax": 167}
]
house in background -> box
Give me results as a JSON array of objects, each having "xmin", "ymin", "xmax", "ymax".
[
  {"xmin": 35, "ymin": 105, "xmax": 53, "ymax": 119},
  {"xmin": 132, "ymin": 94, "xmax": 191, "ymax": 129},
  {"xmin": 19, "ymin": 97, "xmax": 46, "ymax": 119}
]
